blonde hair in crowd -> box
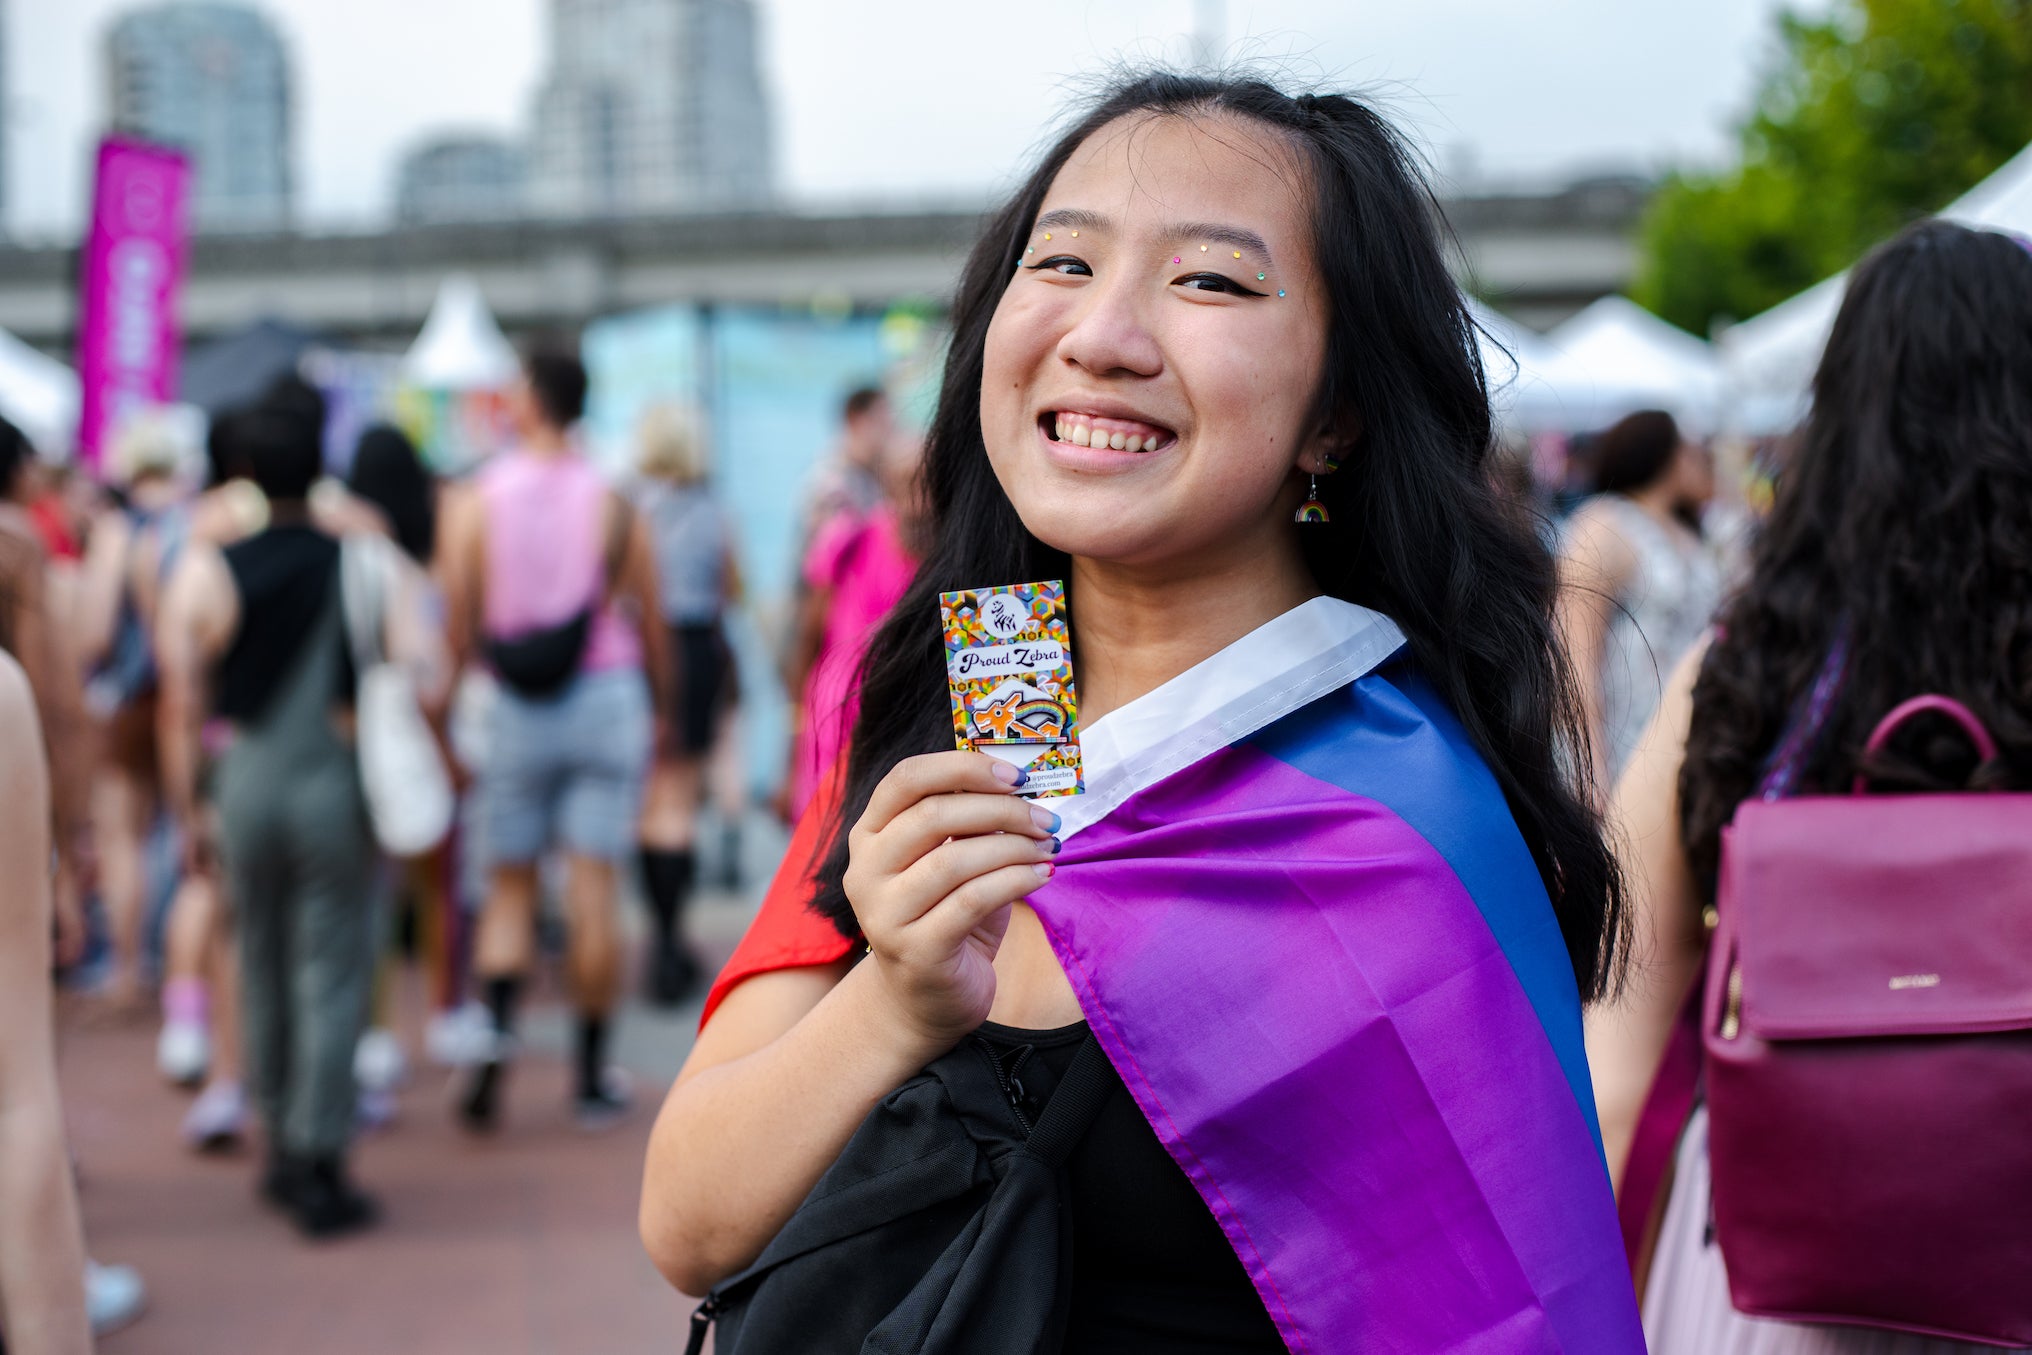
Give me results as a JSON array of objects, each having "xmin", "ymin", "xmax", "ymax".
[
  {"xmin": 636, "ymin": 403, "xmax": 707, "ymax": 485},
  {"xmin": 106, "ymin": 405, "xmax": 201, "ymax": 489}
]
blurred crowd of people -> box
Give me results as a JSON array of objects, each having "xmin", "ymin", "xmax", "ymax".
[
  {"xmin": 0, "ymin": 338, "xmax": 926, "ymax": 1345},
  {"xmin": 3, "ymin": 137, "xmax": 2026, "ymax": 1352}
]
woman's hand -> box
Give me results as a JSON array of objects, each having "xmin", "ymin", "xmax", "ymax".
[
  {"xmin": 845, "ymin": 752, "xmax": 1060, "ymax": 1048},
  {"xmin": 641, "ymin": 752, "xmax": 1058, "ymax": 1293}
]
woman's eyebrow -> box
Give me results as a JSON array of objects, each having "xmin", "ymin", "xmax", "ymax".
[
  {"xmin": 1027, "ymin": 210, "xmax": 1275, "ymax": 267},
  {"xmin": 1032, "ymin": 207, "xmax": 1109, "ymax": 235},
  {"xmin": 1172, "ymin": 222, "xmax": 1274, "ymax": 265}
]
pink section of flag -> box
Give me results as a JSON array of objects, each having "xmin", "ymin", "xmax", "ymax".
[{"xmin": 76, "ymin": 136, "xmax": 192, "ymax": 470}]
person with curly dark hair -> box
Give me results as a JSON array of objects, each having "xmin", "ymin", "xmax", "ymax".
[{"xmin": 1589, "ymin": 219, "xmax": 2032, "ymax": 1349}]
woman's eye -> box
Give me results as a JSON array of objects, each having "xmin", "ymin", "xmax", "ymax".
[
  {"xmin": 1178, "ymin": 272, "xmax": 1244, "ymax": 293},
  {"xmin": 1026, "ymin": 255, "xmax": 1091, "ymax": 277}
]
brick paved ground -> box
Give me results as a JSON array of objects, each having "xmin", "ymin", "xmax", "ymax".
[{"xmin": 59, "ymin": 883, "xmax": 766, "ymax": 1355}]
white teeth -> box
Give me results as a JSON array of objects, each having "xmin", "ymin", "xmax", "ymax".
[{"xmin": 1050, "ymin": 413, "xmax": 1168, "ymax": 451}]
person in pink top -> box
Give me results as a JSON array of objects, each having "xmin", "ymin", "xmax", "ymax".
[
  {"xmin": 439, "ymin": 342, "xmax": 670, "ymax": 1134},
  {"xmin": 781, "ymin": 435, "xmax": 923, "ymax": 818}
]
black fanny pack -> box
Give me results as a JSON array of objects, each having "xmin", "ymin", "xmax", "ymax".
[
  {"xmin": 690, "ymin": 1033, "xmax": 1113, "ymax": 1355},
  {"xmin": 480, "ymin": 491, "xmax": 630, "ymax": 701},
  {"xmin": 485, "ymin": 609, "xmax": 593, "ymax": 700}
]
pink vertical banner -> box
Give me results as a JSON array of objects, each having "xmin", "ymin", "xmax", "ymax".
[{"xmin": 76, "ymin": 136, "xmax": 192, "ymax": 472}]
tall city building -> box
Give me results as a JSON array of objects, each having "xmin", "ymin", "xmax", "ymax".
[
  {"xmin": 528, "ymin": 0, "xmax": 773, "ymax": 218},
  {"xmin": 105, "ymin": 2, "xmax": 292, "ymax": 233},
  {"xmin": 396, "ymin": 135, "xmax": 526, "ymax": 224}
]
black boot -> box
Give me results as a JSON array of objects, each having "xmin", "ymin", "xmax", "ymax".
[
  {"xmin": 289, "ymin": 1155, "xmax": 379, "ymax": 1239},
  {"xmin": 455, "ymin": 1051, "xmax": 508, "ymax": 1133},
  {"xmin": 715, "ymin": 819, "xmax": 743, "ymax": 891},
  {"xmin": 650, "ymin": 941, "xmax": 703, "ymax": 1009},
  {"xmin": 640, "ymin": 849, "xmax": 702, "ymax": 1008},
  {"xmin": 454, "ymin": 977, "xmax": 519, "ymax": 1134},
  {"xmin": 258, "ymin": 1150, "xmax": 300, "ymax": 1211}
]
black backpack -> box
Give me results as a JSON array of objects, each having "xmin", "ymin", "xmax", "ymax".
[{"xmin": 688, "ymin": 1034, "xmax": 1115, "ymax": 1355}]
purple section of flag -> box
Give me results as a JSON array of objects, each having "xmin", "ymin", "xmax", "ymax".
[
  {"xmin": 77, "ymin": 137, "xmax": 192, "ymax": 470},
  {"xmin": 1031, "ymin": 743, "xmax": 1644, "ymax": 1354}
]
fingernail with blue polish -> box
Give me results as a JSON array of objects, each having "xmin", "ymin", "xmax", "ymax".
[{"xmin": 1030, "ymin": 806, "xmax": 1061, "ymax": 833}]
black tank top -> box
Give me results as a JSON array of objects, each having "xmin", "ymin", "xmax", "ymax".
[
  {"xmin": 974, "ymin": 1021, "xmax": 1285, "ymax": 1353},
  {"xmin": 218, "ymin": 525, "xmax": 351, "ymax": 722}
]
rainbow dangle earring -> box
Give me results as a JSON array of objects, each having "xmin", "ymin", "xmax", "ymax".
[
  {"xmin": 1296, "ymin": 449, "xmax": 1338, "ymax": 523},
  {"xmin": 1295, "ymin": 476, "xmax": 1330, "ymax": 524}
]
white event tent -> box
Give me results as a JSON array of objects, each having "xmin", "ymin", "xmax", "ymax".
[
  {"xmin": 0, "ymin": 326, "xmax": 80, "ymax": 459},
  {"xmin": 1721, "ymin": 139, "xmax": 2032, "ymax": 432},
  {"xmin": 1507, "ymin": 294, "xmax": 1721, "ymax": 435},
  {"xmin": 1470, "ymin": 298, "xmax": 1560, "ymax": 430},
  {"xmin": 402, "ymin": 274, "xmax": 518, "ymax": 391}
]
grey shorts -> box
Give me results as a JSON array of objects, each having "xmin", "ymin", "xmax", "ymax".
[{"xmin": 474, "ymin": 667, "xmax": 651, "ymax": 867}]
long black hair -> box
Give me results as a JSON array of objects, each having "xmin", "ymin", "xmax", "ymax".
[
  {"xmin": 812, "ymin": 71, "xmax": 1625, "ymax": 1000},
  {"xmin": 1592, "ymin": 409, "xmax": 1682, "ymax": 495},
  {"xmin": 1681, "ymin": 220, "xmax": 2032, "ymax": 899},
  {"xmin": 349, "ymin": 424, "xmax": 437, "ymax": 564}
]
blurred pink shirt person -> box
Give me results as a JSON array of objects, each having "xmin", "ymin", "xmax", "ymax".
[
  {"xmin": 479, "ymin": 446, "xmax": 642, "ymax": 674},
  {"xmin": 787, "ymin": 505, "xmax": 915, "ymax": 816}
]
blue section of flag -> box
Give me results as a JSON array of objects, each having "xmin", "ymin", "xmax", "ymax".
[{"xmin": 1251, "ymin": 664, "xmax": 1606, "ymax": 1154}]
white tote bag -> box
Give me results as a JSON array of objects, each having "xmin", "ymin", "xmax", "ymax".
[{"xmin": 340, "ymin": 535, "xmax": 454, "ymax": 857}]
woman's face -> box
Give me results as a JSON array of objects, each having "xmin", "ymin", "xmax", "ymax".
[{"xmin": 980, "ymin": 112, "xmax": 1334, "ymax": 573}]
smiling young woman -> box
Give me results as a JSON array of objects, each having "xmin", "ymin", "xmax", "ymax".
[{"xmin": 641, "ymin": 72, "xmax": 1642, "ymax": 1355}]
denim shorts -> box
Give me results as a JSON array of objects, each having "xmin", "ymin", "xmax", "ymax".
[{"xmin": 474, "ymin": 667, "xmax": 651, "ymax": 867}]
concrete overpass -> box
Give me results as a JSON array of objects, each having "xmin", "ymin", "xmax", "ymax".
[{"xmin": 0, "ymin": 178, "xmax": 1644, "ymax": 352}]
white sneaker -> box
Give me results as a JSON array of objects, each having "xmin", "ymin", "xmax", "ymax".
[
  {"xmin": 353, "ymin": 1027, "xmax": 407, "ymax": 1092},
  {"xmin": 425, "ymin": 1001, "xmax": 495, "ymax": 1068},
  {"xmin": 156, "ymin": 1020, "xmax": 210, "ymax": 1087},
  {"xmin": 85, "ymin": 1259, "xmax": 146, "ymax": 1336},
  {"xmin": 182, "ymin": 1080, "xmax": 248, "ymax": 1153},
  {"xmin": 356, "ymin": 1085, "xmax": 399, "ymax": 1132}
]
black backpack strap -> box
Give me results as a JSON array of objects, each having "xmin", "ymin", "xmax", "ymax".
[{"xmin": 1018, "ymin": 1034, "xmax": 1115, "ymax": 1168}]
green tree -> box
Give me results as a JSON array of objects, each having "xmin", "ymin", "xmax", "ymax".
[{"xmin": 1633, "ymin": 0, "xmax": 2032, "ymax": 334}]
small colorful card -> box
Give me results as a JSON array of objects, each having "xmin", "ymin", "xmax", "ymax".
[{"xmin": 940, "ymin": 580, "xmax": 1083, "ymax": 798}]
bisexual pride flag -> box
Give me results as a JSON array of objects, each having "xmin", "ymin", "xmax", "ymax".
[
  {"xmin": 707, "ymin": 598, "xmax": 1644, "ymax": 1353},
  {"xmin": 1032, "ymin": 599, "xmax": 1641, "ymax": 1352}
]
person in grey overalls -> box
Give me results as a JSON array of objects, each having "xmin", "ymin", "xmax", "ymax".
[{"xmin": 158, "ymin": 404, "xmax": 379, "ymax": 1238}]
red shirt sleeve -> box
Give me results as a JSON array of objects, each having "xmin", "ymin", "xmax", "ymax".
[{"xmin": 700, "ymin": 757, "xmax": 857, "ymax": 1029}]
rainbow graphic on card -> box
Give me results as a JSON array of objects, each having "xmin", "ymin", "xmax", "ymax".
[{"xmin": 940, "ymin": 581, "xmax": 1083, "ymax": 798}]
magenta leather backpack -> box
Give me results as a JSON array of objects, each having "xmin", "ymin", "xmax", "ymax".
[{"xmin": 1703, "ymin": 695, "xmax": 2032, "ymax": 1345}]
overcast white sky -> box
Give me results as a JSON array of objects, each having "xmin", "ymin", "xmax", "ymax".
[{"xmin": 6, "ymin": 0, "xmax": 1825, "ymax": 238}]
